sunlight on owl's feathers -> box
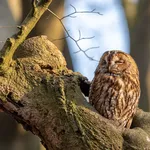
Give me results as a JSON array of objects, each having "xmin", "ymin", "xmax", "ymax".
[{"xmin": 89, "ymin": 50, "xmax": 140, "ymax": 129}]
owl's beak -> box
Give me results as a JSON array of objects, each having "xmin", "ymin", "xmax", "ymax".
[
  {"xmin": 108, "ymin": 66, "xmax": 113, "ymax": 72},
  {"xmin": 108, "ymin": 66, "xmax": 111, "ymax": 72},
  {"xmin": 108, "ymin": 64, "xmax": 118, "ymax": 74},
  {"xmin": 108, "ymin": 63, "xmax": 114, "ymax": 72}
]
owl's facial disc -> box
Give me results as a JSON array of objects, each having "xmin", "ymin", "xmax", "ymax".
[
  {"xmin": 101, "ymin": 51, "xmax": 128, "ymax": 76},
  {"xmin": 98, "ymin": 50, "xmax": 139, "ymax": 77},
  {"xmin": 108, "ymin": 56, "xmax": 125, "ymax": 74}
]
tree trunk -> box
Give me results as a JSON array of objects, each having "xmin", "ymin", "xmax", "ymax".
[
  {"xmin": 123, "ymin": 0, "xmax": 150, "ymax": 111},
  {"xmin": 130, "ymin": 1, "xmax": 150, "ymax": 111}
]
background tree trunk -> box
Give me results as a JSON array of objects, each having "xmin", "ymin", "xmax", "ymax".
[
  {"xmin": 123, "ymin": 0, "xmax": 150, "ymax": 111},
  {"xmin": 130, "ymin": 1, "xmax": 150, "ymax": 111}
]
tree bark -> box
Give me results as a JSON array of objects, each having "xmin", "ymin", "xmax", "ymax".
[{"xmin": 0, "ymin": 35, "xmax": 149, "ymax": 149}]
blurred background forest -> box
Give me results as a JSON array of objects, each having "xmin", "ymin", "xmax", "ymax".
[{"xmin": 0, "ymin": 0, "xmax": 149, "ymax": 149}]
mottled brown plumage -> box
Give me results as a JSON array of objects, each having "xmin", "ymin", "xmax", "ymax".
[{"xmin": 89, "ymin": 50, "xmax": 140, "ymax": 128}]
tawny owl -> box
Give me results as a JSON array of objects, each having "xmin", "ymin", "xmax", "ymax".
[{"xmin": 89, "ymin": 50, "xmax": 140, "ymax": 128}]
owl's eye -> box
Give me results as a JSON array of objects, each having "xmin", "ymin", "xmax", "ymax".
[{"xmin": 115, "ymin": 60, "xmax": 124, "ymax": 64}]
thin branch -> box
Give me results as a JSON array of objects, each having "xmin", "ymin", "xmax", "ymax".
[
  {"xmin": 74, "ymin": 47, "xmax": 99, "ymax": 54},
  {"xmin": 78, "ymin": 30, "xmax": 82, "ymax": 41},
  {"xmin": 84, "ymin": 46, "xmax": 100, "ymax": 52},
  {"xmin": 68, "ymin": 15, "xmax": 77, "ymax": 18},
  {"xmin": 61, "ymin": 4, "xmax": 102, "ymax": 19},
  {"xmin": 79, "ymin": 36, "xmax": 95, "ymax": 41},
  {"xmin": 76, "ymin": 30, "xmax": 95, "ymax": 42},
  {"xmin": 47, "ymin": 7, "xmax": 101, "ymax": 61}
]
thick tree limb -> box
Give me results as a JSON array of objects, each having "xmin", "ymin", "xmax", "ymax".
[
  {"xmin": 0, "ymin": 0, "xmax": 52, "ymax": 73},
  {"xmin": 0, "ymin": 36, "xmax": 150, "ymax": 149}
]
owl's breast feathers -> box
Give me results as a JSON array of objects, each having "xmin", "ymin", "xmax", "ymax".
[{"xmin": 89, "ymin": 73, "xmax": 140, "ymax": 128}]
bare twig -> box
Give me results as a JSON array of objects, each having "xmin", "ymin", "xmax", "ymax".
[
  {"xmin": 61, "ymin": 4, "xmax": 102, "ymax": 19},
  {"xmin": 74, "ymin": 46, "xmax": 100, "ymax": 53},
  {"xmin": 76, "ymin": 30, "xmax": 96, "ymax": 42},
  {"xmin": 47, "ymin": 5, "xmax": 102, "ymax": 61}
]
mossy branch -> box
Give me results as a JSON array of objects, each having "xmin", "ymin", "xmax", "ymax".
[{"xmin": 0, "ymin": 0, "xmax": 52, "ymax": 73}]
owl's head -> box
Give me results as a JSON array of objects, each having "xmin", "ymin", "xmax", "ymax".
[{"xmin": 96, "ymin": 50, "xmax": 139, "ymax": 76}]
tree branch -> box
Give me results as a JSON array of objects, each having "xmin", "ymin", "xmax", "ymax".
[
  {"xmin": 0, "ymin": 36, "xmax": 122, "ymax": 149},
  {"xmin": 0, "ymin": 0, "xmax": 52, "ymax": 73},
  {"xmin": 0, "ymin": 36, "xmax": 150, "ymax": 149},
  {"xmin": 47, "ymin": 6, "xmax": 101, "ymax": 61},
  {"xmin": 61, "ymin": 4, "xmax": 102, "ymax": 19}
]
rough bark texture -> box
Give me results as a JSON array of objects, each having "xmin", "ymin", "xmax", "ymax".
[{"xmin": 0, "ymin": 36, "xmax": 150, "ymax": 150}]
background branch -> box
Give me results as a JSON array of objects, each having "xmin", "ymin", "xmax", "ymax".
[{"xmin": 48, "ymin": 6, "xmax": 101, "ymax": 61}]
